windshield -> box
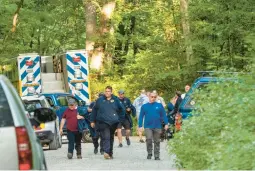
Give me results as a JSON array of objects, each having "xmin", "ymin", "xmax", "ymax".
[
  {"xmin": 23, "ymin": 99, "xmax": 50, "ymax": 112},
  {"xmin": 184, "ymin": 82, "xmax": 210, "ymax": 108},
  {"xmin": 0, "ymin": 83, "xmax": 14, "ymax": 127}
]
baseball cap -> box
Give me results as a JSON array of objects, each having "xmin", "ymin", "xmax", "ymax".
[
  {"xmin": 99, "ymin": 92, "xmax": 104, "ymax": 97},
  {"xmin": 68, "ymin": 98, "xmax": 76, "ymax": 105},
  {"xmin": 118, "ymin": 90, "xmax": 125, "ymax": 94}
]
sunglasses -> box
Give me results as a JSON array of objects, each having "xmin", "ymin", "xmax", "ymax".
[
  {"xmin": 150, "ymin": 96, "xmax": 157, "ymax": 99},
  {"xmin": 69, "ymin": 104, "xmax": 75, "ymax": 106}
]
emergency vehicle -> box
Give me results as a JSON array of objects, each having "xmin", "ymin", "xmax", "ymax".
[{"xmin": 0, "ymin": 50, "xmax": 91, "ymax": 104}]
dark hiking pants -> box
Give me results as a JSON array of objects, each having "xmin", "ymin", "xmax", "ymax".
[
  {"xmin": 98, "ymin": 122, "xmax": 118, "ymax": 156},
  {"xmin": 145, "ymin": 128, "xmax": 162, "ymax": 158},
  {"xmin": 92, "ymin": 130, "xmax": 103, "ymax": 152}
]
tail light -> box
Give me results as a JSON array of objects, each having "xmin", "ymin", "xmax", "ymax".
[{"xmin": 15, "ymin": 127, "xmax": 32, "ymax": 170}]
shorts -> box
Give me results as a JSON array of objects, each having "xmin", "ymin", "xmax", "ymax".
[{"xmin": 117, "ymin": 119, "xmax": 131, "ymax": 129}]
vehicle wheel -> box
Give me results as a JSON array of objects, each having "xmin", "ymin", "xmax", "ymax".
[
  {"xmin": 82, "ymin": 131, "xmax": 92, "ymax": 143},
  {"xmin": 49, "ymin": 133, "xmax": 58, "ymax": 150}
]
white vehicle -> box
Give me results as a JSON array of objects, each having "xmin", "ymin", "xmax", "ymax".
[
  {"xmin": 22, "ymin": 95, "xmax": 62, "ymax": 150},
  {"xmin": 0, "ymin": 75, "xmax": 47, "ymax": 170}
]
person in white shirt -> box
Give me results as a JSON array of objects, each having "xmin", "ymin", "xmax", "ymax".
[
  {"xmin": 181, "ymin": 85, "xmax": 191, "ymax": 99},
  {"xmin": 133, "ymin": 89, "xmax": 149, "ymax": 143}
]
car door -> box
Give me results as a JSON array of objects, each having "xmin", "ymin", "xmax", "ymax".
[{"xmin": 0, "ymin": 85, "xmax": 19, "ymax": 170}]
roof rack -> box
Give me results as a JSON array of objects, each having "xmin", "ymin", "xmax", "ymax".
[{"xmin": 197, "ymin": 71, "xmax": 240, "ymax": 77}]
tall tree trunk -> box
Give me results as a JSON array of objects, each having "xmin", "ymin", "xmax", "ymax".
[
  {"xmin": 180, "ymin": 0, "xmax": 192, "ymax": 63},
  {"xmin": 84, "ymin": 0, "xmax": 100, "ymax": 69},
  {"xmin": 84, "ymin": 1, "xmax": 97, "ymax": 52},
  {"xmin": 100, "ymin": 1, "xmax": 115, "ymax": 69},
  {"xmin": 84, "ymin": 1, "xmax": 115, "ymax": 70},
  {"xmin": 12, "ymin": 0, "xmax": 24, "ymax": 32}
]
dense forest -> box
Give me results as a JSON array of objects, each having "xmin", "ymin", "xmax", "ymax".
[
  {"xmin": 0, "ymin": 0, "xmax": 254, "ymax": 169},
  {"xmin": 1, "ymin": 0, "xmax": 254, "ymax": 99}
]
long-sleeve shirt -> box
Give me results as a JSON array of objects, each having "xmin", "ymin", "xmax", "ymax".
[
  {"xmin": 139, "ymin": 102, "xmax": 168, "ymax": 129},
  {"xmin": 133, "ymin": 94, "xmax": 149, "ymax": 118},
  {"xmin": 90, "ymin": 95, "xmax": 125, "ymax": 126}
]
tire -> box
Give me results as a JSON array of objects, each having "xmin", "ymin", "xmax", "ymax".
[
  {"xmin": 49, "ymin": 133, "xmax": 58, "ymax": 150},
  {"xmin": 82, "ymin": 131, "xmax": 92, "ymax": 143}
]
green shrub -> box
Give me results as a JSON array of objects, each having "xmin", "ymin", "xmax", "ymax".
[{"xmin": 170, "ymin": 73, "xmax": 255, "ymax": 170}]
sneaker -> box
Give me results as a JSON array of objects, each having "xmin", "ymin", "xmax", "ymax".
[
  {"xmin": 126, "ymin": 137, "xmax": 131, "ymax": 146},
  {"xmin": 155, "ymin": 157, "xmax": 160, "ymax": 160},
  {"xmin": 139, "ymin": 139, "xmax": 145, "ymax": 143},
  {"xmin": 147, "ymin": 154, "xmax": 152, "ymax": 160},
  {"xmin": 67, "ymin": 153, "xmax": 73, "ymax": 159},
  {"xmin": 118, "ymin": 143, "xmax": 123, "ymax": 147},
  {"xmin": 104, "ymin": 153, "xmax": 111, "ymax": 159},
  {"xmin": 77, "ymin": 154, "xmax": 82, "ymax": 159},
  {"xmin": 94, "ymin": 148, "xmax": 98, "ymax": 154}
]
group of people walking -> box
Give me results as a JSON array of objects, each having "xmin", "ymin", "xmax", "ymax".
[{"xmin": 59, "ymin": 85, "xmax": 190, "ymax": 160}]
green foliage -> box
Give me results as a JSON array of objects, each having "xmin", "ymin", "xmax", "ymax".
[
  {"xmin": 0, "ymin": 0, "xmax": 85, "ymax": 60},
  {"xmin": 170, "ymin": 71, "xmax": 255, "ymax": 170},
  {"xmin": 0, "ymin": 0, "xmax": 254, "ymax": 168},
  {"xmin": 189, "ymin": 0, "xmax": 255, "ymax": 70},
  {"xmin": 109, "ymin": 0, "xmax": 190, "ymax": 99}
]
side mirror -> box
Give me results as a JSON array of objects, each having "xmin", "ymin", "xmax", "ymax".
[
  {"xmin": 79, "ymin": 100, "xmax": 86, "ymax": 106},
  {"xmin": 33, "ymin": 108, "xmax": 56, "ymax": 123}
]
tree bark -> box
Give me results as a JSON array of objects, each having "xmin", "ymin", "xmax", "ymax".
[
  {"xmin": 180, "ymin": 0, "xmax": 192, "ymax": 63},
  {"xmin": 12, "ymin": 0, "xmax": 24, "ymax": 32},
  {"xmin": 84, "ymin": 0, "xmax": 97, "ymax": 52},
  {"xmin": 100, "ymin": 1, "xmax": 115, "ymax": 68},
  {"xmin": 83, "ymin": 1, "xmax": 115, "ymax": 70}
]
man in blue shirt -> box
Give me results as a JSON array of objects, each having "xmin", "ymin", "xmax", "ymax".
[
  {"xmin": 139, "ymin": 92, "xmax": 169, "ymax": 160},
  {"xmin": 90, "ymin": 86, "xmax": 125, "ymax": 159}
]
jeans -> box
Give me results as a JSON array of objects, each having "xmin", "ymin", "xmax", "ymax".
[
  {"xmin": 144, "ymin": 128, "xmax": 162, "ymax": 158},
  {"xmin": 98, "ymin": 122, "xmax": 118, "ymax": 155},
  {"xmin": 67, "ymin": 130, "xmax": 82, "ymax": 155}
]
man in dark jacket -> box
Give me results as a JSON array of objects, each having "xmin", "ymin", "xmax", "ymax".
[
  {"xmin": 88, "ymin": 93, "xmax": 104, "ymax": 155},
  {"xmin": 117, "ymin": 90, "xmax": 136, "ymax": 147},
  {"xmin": 90, "ymin": 86, "xmax": 125, "ymax": 159},
  {"xmin": 170, "ymin": 91, "xmax": 182, "ymax": 122}
]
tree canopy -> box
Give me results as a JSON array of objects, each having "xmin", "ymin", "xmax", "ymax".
[{"xmin": 1, "ymin": 0, "xmax": 254, "ymax": 98}]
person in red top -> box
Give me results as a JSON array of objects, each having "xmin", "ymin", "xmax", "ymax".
[{"xmin": 60, "ymin": 99, "xmax": 84, "ymax": 159}]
